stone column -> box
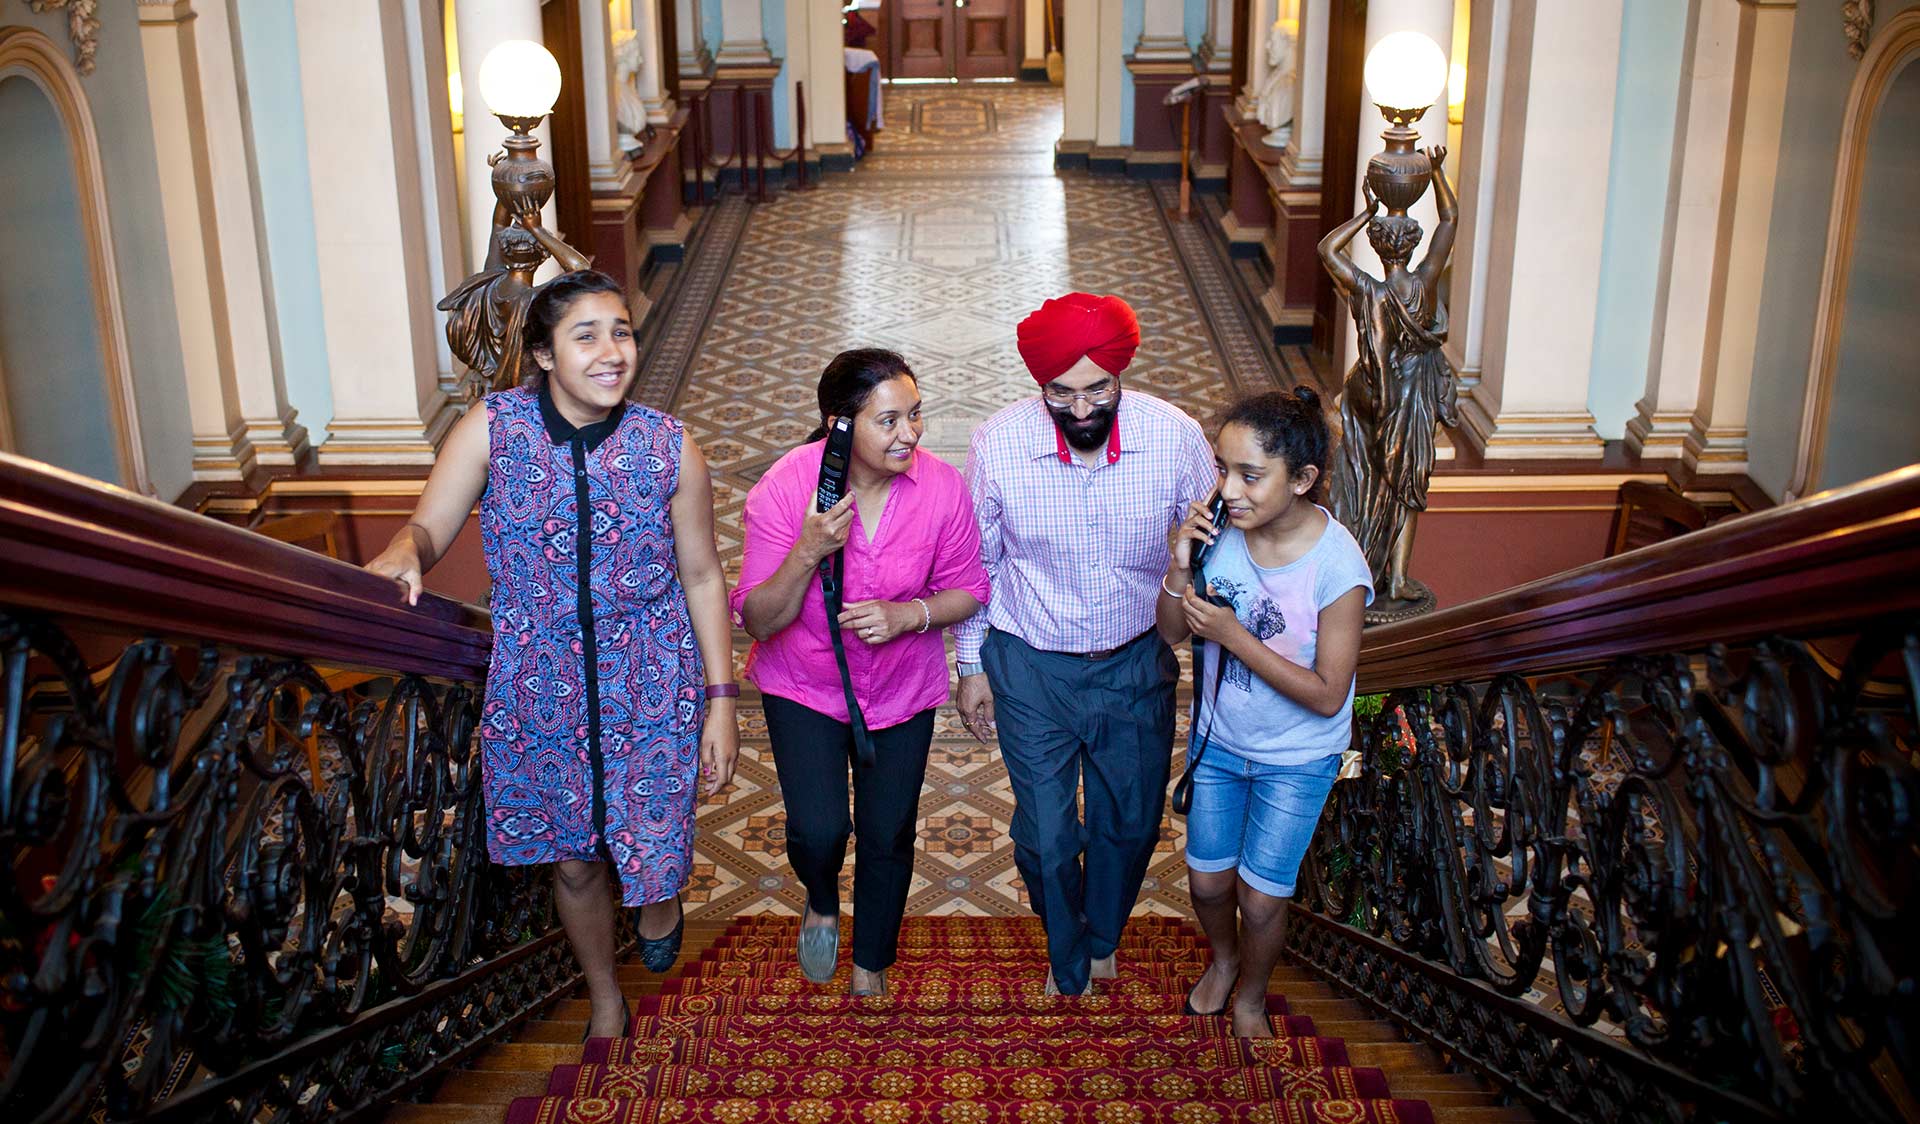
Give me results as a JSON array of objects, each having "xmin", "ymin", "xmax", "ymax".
[
  {"xmin": 1197, "ymin": 0, "xmax": 1234, "ymax": 74},
  {"xmin": 1061, "ymin": 0, "xmax": 1099, "ymax": 152},
  {"xmin": 1242, "ymin": 0, "xmax": 1276, "ymax": 113},
  {"xmin": 579, "ymin": 0, "xmax": 625, "ymax": 188},
  {"xmin": 1627, "ymin": 0, "xmax": 1736, "ymax": 459},
  {"xmin": 400, "ymin": 0, "xmax": 465, "ymax": 384},
  {"xmin": 1689, "ymin": 0, "xmax": 1795, "ymax": 475},
  {"xmin": 1462, "ymin": 0, "xmax": 1623, "ymax": 458},
  {"xmin": 630, "ymin": 0, "xmax": 675, "ymax": 124},
  {"xmin": 1134, "ymin": 0, "xmax": 1191, "ymax": 59},
  {"xmin": 1025, "ymin": 0, "xmax": 1049, "ymax": 73},
  {"xmin": 788, "ymin": 0, "xmax": 848, "ymax": 152},
  {"xmin": 453, "ymin": 0, "xmax": 553, "ymax": 274},
  {"xmin": 1283, "ymin": 0, "xmax": 1330, "ymax": 183},
  {"xmin": 1626, "ymin": 0, "xmax": 1791, "ymax": 474},
  {"xmin": 717, "ymin": 0, "xmax": 773, "ymax": 65},
  {"xmin": 1444, "ymin": 0, "xmax": 1512, "ymax": 395},
  {"xmin": 678, "ymin": 0, "xmax": 713, "ymax": 76},
  {"xmin": 296, "ymin": 0, "xmax": 450, "ymax": 464},
  {"xmin": 138, "ymin": 0, "xmax": 308, "ymax": 480}
]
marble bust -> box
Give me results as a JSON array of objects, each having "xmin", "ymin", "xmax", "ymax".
[
  {"xmin": 613, "ymin": 28, "xmax": 646, "ymax": 148},
  {"xmin": 1258, "ymin": 20, "xmax": 1297, "ymax": 148}
]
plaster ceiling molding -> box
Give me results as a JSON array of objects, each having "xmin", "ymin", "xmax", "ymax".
[
  {"xmin": 22, "ymin": 0, "xmax": 98, "ymax": 74},
  {"xmin": 1843, "ymin": 0, "xmax": 1873, "ymax": 59}
]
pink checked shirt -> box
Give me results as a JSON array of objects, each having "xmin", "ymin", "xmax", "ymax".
[
  {"xmin": 729, "ymin": 441, "xmax": 993, "ymax": 729},
  {"xmin": 954, "ymin": 391, "xmax": 1217, "ymax": 666}
]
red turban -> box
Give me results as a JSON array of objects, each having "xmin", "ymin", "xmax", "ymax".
[{"xmin": 1015, "ymin": 293, "xmax": 1140, "ymax": 385}]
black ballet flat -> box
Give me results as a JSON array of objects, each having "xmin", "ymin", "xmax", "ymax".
[
  {"xmin": 638, "ymin": 902, "xmax": 685, "ymax": 973},
  {"xmin": 1183, "ymin": 979, "xmax": 1230, "ymax": 1017}
]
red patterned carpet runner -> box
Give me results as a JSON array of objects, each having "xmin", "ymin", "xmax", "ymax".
[{"xmin": 507, "ymin": 915, "xmax": 1434, "ymax": 1124}]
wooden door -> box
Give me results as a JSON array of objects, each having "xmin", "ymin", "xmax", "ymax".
[
  {"xmin": 894, "ymin": 0, "xmax": 953, "ymax": 79},
  {"xmin": 954, "ymin": 0, "xmax": 1020, "ymax": 79}
]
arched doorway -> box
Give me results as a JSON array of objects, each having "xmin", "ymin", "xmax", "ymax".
[
  {"xmin": 1790, "ymin": 11, "xmax": 1920, "ymax": 497},
  {"xmin": 0, "ymin": 27, "xmax": 144, "ymax": 491},
  {"xmin": 1821, "ymin": 59, "xmax": 1920, "ymax": 490}
]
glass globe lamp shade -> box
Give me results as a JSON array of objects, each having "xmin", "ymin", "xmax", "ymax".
[
  {"xmin": 478, "ymin": 40, "xmax": 562, "ymax": 120},
  {"xmin": 1363, "ymin": 31, "xmax": 1448, "ymax": 113}
]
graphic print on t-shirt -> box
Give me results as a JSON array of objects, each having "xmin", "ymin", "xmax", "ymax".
[{"xmin": 1206, "ymin": 576, "xmax": 1287, "ymax": 692}]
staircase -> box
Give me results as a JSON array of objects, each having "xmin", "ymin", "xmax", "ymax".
[{"xmin": 392, "ymin": 915, "xmax": 1533, "ymax": 1123}]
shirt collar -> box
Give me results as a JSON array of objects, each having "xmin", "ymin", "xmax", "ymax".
[
  {"xmin": 538, "ymin": 382, "xmax": 627, "ymax": 452},
  {"xmin": 1028, "ymin": 394, "xmax": 1126, "ymax": 467}
]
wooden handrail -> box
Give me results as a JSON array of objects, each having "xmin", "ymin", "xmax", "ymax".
[
  {"xmin": 0, "ymin": 452, "xmax": 490, "ymax": 680},
  {"xmin": 1358, "ymin": 464, "xmax": 1920, "ymax": 691}
]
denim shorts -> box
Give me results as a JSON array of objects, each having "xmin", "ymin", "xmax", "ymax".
[{"xmin": 1184, "ymin": 749, "xmax": 1340, "ymax": 898}]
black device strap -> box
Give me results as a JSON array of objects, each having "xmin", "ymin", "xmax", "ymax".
[
  {"xmin": 819, "ymin": 548, "xmax": 877, "ymax": 767},
  {"xmin": 1171, "ymin": 564, "xmax": 1229, "ymax": 817}
]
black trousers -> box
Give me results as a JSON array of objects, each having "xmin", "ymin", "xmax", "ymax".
[
  {"xmin": 981, "ymin": 628, "xmax": 1178, "ymax": 995},
  {"xmin": 762, "ymin": 693, "xmax": 936, "ymax": 972}
]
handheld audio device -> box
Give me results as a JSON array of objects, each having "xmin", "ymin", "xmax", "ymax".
[{"xmin": 816, "ymin": 416, "xmax": 853, "ymax": 514}]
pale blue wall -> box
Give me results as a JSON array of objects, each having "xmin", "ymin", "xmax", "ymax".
[
  {"xmin": 235, "ymin": 0, "xmax": 335, "ymax": 442},
  {"xmin": 0, "ymin": 78, "xmax": 120, "ymax": 483},
  {"xmin": 703, "ymin": 0, "xmax": 724, "ymax": 62},
  {"xmin": 1184, "ymin": 0, "xmax": 1208, "ymax": 50},
  {"xmin": 1586, "ymin": 0, "xmax": 1686, "ymax": 439},
  {"xmin": 1120, "ymin": 0, "xmax": 1142, "ymax": 144},
  {"xmin": 1820, "ymin": 61, "xmax": 1920, "ymax": 489},
  {"xmin": 765, "ymin": 0, "xmax": 791, "ymax": 149}
]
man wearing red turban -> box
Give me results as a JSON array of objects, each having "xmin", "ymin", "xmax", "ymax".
[{"xmin": 952, "ymin": 293, "xmax": 1217, "ymax": 995}]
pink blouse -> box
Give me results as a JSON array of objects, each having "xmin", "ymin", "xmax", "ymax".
[{"xmin": 728, "ymin": 441, "xmax": 992, "ymax": 729}]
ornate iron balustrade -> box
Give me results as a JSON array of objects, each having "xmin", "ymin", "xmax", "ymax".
[
  {"xmin": 0, "ymin": 454, "xmax": 599, "ymax": 1122},
  {"xmin": 1289, "ymin": 466, "xmax": 1920, "ymax": 1124}
]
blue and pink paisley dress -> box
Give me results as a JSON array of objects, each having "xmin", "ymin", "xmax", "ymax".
[{"xmin": 478, "ymin": 385, "xmax": 704, "ymax": 906}]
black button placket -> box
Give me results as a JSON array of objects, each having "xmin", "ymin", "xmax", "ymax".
[{"xmin": 570, "ymin": 437, "xmax": 609, "ymax": 859}]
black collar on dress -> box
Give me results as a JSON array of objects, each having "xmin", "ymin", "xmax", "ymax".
[{"xmin": 537, "ymin": 381, "xmax": 627, "ymax": 453}]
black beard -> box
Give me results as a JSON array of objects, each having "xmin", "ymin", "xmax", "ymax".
[{"xmin": 1050, "ymin": 397, "xmax": 1120, "ymax": 452}]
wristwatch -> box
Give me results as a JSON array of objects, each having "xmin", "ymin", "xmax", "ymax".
[{"xmin": 956, "ymin": 662, "xmax": 984, "ymax": 678}]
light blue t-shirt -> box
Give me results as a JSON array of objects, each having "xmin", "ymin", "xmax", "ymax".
[{"xmin": 1195, "ymin": 508, "xmax": 1374, "ymax": 765}]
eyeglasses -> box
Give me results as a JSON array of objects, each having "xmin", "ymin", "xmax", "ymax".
[{"xmin": 1043, "ymin": 376, "xmax": 1120, "ymax": 409}]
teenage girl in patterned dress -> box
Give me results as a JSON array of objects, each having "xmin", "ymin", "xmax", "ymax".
[{"xmin": 367, "ymin": 270, "xmax": 739, "ymax": 1041}]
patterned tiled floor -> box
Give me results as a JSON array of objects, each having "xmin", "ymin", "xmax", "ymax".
[{"xmin": 668, "ymin": 83, "xmax": 1295, "ymax": 922}]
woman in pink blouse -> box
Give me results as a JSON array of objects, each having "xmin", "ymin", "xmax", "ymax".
[{"xmin": 731, "ymin": 349, "xmax": 991, "ymax": 997}]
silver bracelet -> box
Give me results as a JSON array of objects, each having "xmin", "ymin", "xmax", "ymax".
[
  {"xmin": 1161, "ymin": 576, "xmax": 1187, "ymax": 599},
  {"xmin": 914, "ymin": 597, "xmax": 931, "ymax": 634}
]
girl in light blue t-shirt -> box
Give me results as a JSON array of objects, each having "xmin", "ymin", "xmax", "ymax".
[{"xmin": 1155, "ymin": 386, "xmax": 1372, "ymax": 1039}]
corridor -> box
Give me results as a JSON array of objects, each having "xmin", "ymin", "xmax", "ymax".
[{"xmin": 653, "ymin": 84, "xmax": 1307, "ymax": 924}]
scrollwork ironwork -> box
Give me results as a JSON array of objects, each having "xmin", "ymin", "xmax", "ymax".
[
  {"xmin": 1295, "ymin": 625, "xmax": 1919, "ymax": 1123},
  {"xmin": 0, "ymin": 606, "xmax": 569, "ymax": 1122}
]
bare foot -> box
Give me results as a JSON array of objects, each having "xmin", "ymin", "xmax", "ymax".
[
  {"xmin": 1230, "ymin": 998, "xmax": 1273, "ymax": 1038},
  {"xmin": 1183, "ymin": 958, "xmax": 1238, "ymax": 1015},
  {"xmin": 586, "ymin": 992, "xmax": 628, "ymax": 1038},
  {"xmin": 1090, "ymin": 953, "xmax": 1118, "ymax": 980},
  {"xmin": 849, "ymin": 966, "xmax": 888, "ymax": 997}
]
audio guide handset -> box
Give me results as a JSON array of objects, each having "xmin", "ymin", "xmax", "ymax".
[
  {"xmin": 1172, "ymin": 491, "xmax": 1230, "ymax": 815},
  {"xmin": 816, "ymin": 418, "xmax": 876, "ymax": 765}
]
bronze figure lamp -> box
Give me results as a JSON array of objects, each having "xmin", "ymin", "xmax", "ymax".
[
  {"xmin": 438, "ymin": 39, "xmax": 592, "ymax": 400},
  {"xmin": 477, "ymin": 39, "xmax": 564, "ymax": 223},
  {"xmin": 1360, "ymin": 31, "xmax": 1449, "ymax": 216},
  {"xmin": 1319, "ymin": 28, "xmax": 1460, "ymax": 623}
]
